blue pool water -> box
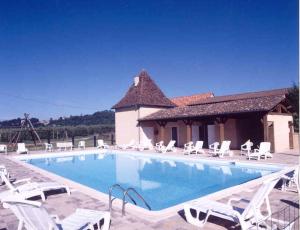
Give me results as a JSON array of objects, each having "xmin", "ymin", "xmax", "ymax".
[{"xmin": 25, "ymin": 152, "xmax": 280, "ymax": 211}]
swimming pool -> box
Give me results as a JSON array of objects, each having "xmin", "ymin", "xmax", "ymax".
[{"xmin": 22, "ymin": 152, "xmax": 281, "ymax": 211}]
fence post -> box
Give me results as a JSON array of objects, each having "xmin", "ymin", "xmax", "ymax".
[
  {"xmin": 72, "ymin": 136, "xmax": 75, "ymax": 146},
  {"xmin": 111, "ymin": 134, "xmax": 114, "ymax": 145},
  {"xmin": 47, "ymin": 130, "xmax": 51, "ymax": 144},
  {"xmin": 94, "ymin": 135, "xmax": 97, "ymax": 147}
]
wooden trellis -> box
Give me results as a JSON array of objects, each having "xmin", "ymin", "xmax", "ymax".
[{"xmin": 8, "ymin": 113, "xmax": 42, "ymax": 147}]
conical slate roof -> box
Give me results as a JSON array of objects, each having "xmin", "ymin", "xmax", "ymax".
[{"xmin": 112, "ymin": 71, "xmax": 176, "ymax": 109}]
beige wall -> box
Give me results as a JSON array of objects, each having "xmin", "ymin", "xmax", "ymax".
[
  {"xmin": 207, "ymin": 124, "xmax": 219, "ymax": 145},
  {"xmin": 267, "ymin": 114, "xmax": 293, "ymax": 152},
  {"xmin": 115, "ymin": 107, "xmax": 139, "ymax": 145},
  {"xmin": 293, "ymin": 133, "xmax": 299, "ymax": 150},
  {"xmin": 224, "ymin": 119, "xmax": 239, "ymax": 148},
  {"xmin": 115, "ymin": 106, "xmax": 164, "ymax": 145},
  {"xmin": 132, "ymin": 114, "xmax": 293, "ymax": 152},
  {"xmin": 139, "ymin": 107, "xmax": 163, "ymax": 118}
]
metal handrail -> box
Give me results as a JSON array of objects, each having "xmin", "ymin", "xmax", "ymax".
[
  {"xmin": 122, "ymin": 187, "xmax": 151, "ymax": 215},
  {"xmin": 108, "ymin": 184, "xmax": 136, "ymax": 213}
]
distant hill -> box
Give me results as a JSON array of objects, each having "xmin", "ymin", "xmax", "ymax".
[
  {"xmin": 0, "ymin": 110, "xmax": 115, "ymax": 128},
  {"xmin": 49, "ymin": 110, "xmax": 115, "ymax": 126}
]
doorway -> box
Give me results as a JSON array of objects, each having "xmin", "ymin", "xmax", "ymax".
[
  {"xmin": 199, "ymin": 125, "xmax": 208, "ymax": 148},
  {"xmin": 268, "ymin": 122, "xmax": 275, "ymax": 153},
  {"xmin": 171, "ymin": 127, "xmax": 178, "ymax": 147}
]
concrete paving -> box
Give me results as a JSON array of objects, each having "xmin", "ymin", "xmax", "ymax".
[{"xmin": 0, "ymin": 148, "xmax": 299, "ymax": 230}]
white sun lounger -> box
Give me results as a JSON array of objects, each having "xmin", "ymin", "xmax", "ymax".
[
  {"xmin": 209, "ymin": 141, "xmax": 232, "ymax": 157},
  {"xmin": 2, "ymin": 197, "xmax": 111, "ymax": 230},
  {"xmin": 158, "ymin": 140, "xmax": 176, "ymax": 154},
  {"xmin": 208, "ymin": 142, "xmax": 219, "ymax": 153},
  {"xmin": 78, "ymin": 141, "xmax": 86, "ymax": 149},
  {"xmin": 135, "ymin": 139, "xmax": 153, "ymax": 151},
  {"xmin": 0, "ymin": 172, "xmax": 70, "ymax": 202},
  {"xmin": 240, "ymin": 140, "xmax": 253, "ymax": 156},
  {"xmin": 97, "ymin": 139, "xmax": 109, "ymax": 149},
  {"xmin": 183, "ymin": 141, "xmax": 193, "ymax": 155},
  {"xmin": 44, "ymin": 143, "xmax": 53, "ymax": 152},
  {"xmin": 118, "ymin": 139, "xmax": 135, "ymax": 150},
  {"xmin": 17, "ymin": 143, "xmax": 28, "ymax": 154},
  {"xmin": 0, "ymin": 165, "xmax": 11, "ymax": 184},
  {"xmin": 247, "ymin": 142, "xmax": 272, "ymax": 160},
  {"xmin": 184, "ymin": 177, "xmax": 280, "ymax": 229},
  {"xmin": 281, "ymin": 166, "xmax": 299, "ymax": 193},
  {"xmin": 190, "ymin": 141, "xmax": 205, "ymax": 154},
  {"xmin": 0, "ymin": 144, "xmax": 7, "ymax": 154},
  {"xmin": 56, "ymin": 142, "xmax": 73, "ymax": 151},
  {"xmin": 155, "ymin": 141, "xmax": 164, "ymax": 151}
]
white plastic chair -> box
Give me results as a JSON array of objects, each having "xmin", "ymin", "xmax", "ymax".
[
  {"xmin": 44, "ymin": 143, "xmax": 53, "ymax": 152},
  {"xmin": 190, "ymin": 141, "xmax": 205, "ymax": 154},
  {"xmin": 184, "ymin": 177, "xmax": 280, "ymax": 229},
  {"xmin": 78, "ymin": 141, "xmax": 86, "ymax": 149},
  {"xmin": 0, "ymin": 144, "xmax": 7, "ymax": 154},
  {"xmin": 17, "ymin": 143, "xmax": 28, "ymax": 154},
  {"xmin": 247, "ymin": 142, "xmax": 272, "ymax": 160},
  {"xmin": 240, "ymin": 140, "xmax": 253, "ymax": 156},
  {"xmin": 2, "ymin": 196, "xmax": 111, "ymax": 230},
  {"xmin": 97, "ymin": 139, "xmax": 109, "ymax": 149},
  {"xmin": 183, "ymin": 141, "xmax": 194, "ymax": 155},
  {"xmin": 155, "ymin": 141, "xmax": 164, "ymax": 151},
  {"xmin": 118, "ymin": 139, "xmax": 135, "ymax": 150},
  {"xmin": 136, "ymin": 139, "xmax": 153, "ymax": 151},
  {"xmin": 209, "ymin": 141, "xmax": 232, "ymax": 157},
  {"xmin": 208, "ymin": 142, "xmax": 219, "ymax": 154},
  {"xmin": 281, "ymin": 166, "xmax": 299, "ymax": 193},
  {"xmin": 0, "ymin": 171, "xmax": 70, "ymax": 202},
  {"xmin": 158, "ymin": 140, "xmax": 176, "ymax": 154}
]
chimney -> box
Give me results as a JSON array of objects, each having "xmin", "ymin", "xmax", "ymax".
[{"xmin": 134, "ymin": 76, "xmax": 139, "ymax": 86}]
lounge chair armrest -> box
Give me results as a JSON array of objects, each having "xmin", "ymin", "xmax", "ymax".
[
  {"xmin": 227, "ymin": 197, "xmax": 242, "ymax": 205},
  {"xmin": 51, "ymin": 214, "xmax": 61, "ymax": 223},
  {"xmin": 14, "ymin": 178, "xmax": 32, "ymax": 184},
  {"xmin": 242, "ymin": 188, "xmax": 254, "ymax": 193},
  {"xmin": 280, "ymin": 175, "xmax": 291, "ymax": 180},
  {"xmin": 254, "ymin": 149, "xmax": 259, "ymax": 153}
]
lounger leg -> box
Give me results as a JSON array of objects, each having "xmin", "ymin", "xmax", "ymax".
[
  {"xmin": 17, "ymin": 220, "xmax": 24, "ymax": 230},
  {"xmin": 64, "ymin": 186, "xmax": 71, "ymax": 195},
  {"xmin": 184, "ymin": 205, "xmax": 209, "ymax": 227},
  {"xmin": 41, "ymin": 192, "xmax": 46, "ymax": 201},
  {"xmin": 101, "ymin": 212, "xmax": 111, "ymax": 230}
]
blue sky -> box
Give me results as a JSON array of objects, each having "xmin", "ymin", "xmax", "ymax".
[{"xmin": 0, "ymin": 0, "xmax": 298, "ymax": 120}]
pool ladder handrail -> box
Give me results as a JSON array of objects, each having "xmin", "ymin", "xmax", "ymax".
[
  {"xmin": 108, "ymin": 184, "xmax": 151, "ymax": 216},
  {"xmin": 122, "ymin": 187, "xmax": 151, "ymax": 216},
  {"xmin": 109, "ymin": 184, "xmax": 137, "ymax": 213}
]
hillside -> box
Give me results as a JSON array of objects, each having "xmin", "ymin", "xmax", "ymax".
[{"xmin": 0, "ymin": 110, "xmax": 115, "ymax": 128}]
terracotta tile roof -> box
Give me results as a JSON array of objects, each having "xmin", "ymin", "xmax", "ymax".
[
  {"xmin": 171, "ymin": 92, "xmax": 214, "ymax": 106},
  {"xmin": 112, "ymin": 70, "xmax": 176, "ymax": 109},
  {"xmin": 140, "ymin": 91, "xmax": 288, "ymax": 121},
  {"xmin": 189, "ymin": 88, "xmax": 289, "ymax": 106}
]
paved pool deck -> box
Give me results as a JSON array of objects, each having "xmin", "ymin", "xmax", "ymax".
[{"xmin": 0, "ymin": 148, "xmax": 299, "ymax": 230}]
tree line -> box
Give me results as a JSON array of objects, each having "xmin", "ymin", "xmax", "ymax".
[{"xmin": 0, "ymin": 110, "xmax": 115, "ymax": 143}]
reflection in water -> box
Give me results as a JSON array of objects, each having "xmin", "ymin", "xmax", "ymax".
[
  {"xmin": 195, "ymin": 163, "xmax": 204, "ymax": 170},
  {"xmin": 184, "ymin": 162, "xmax": 204, "ymax": 171},
  {"xmin": 260, "ymin": 170, "xmax": 270, "ymax": 176},
  {"xmin": 160, "ymin": 160, "xmax": 176, "ymax": 167},
  {"xmin": 56, "ymin": 156, "xmax": 74, "ymax": 163},
  {"xmin": 44, "ymin": 158, "xmax": 52, "ymax": 165},
  {"xmin": 220, "ymin": 166, "xmax": 232, "ymax": 175},
  {"xmin": 79, "ymin": 155, "xmax": 85, "ymax": 161},
  {"xmin": 139, "ymin": 158, "xmax": 152, "ymax": 170},
  {"xmin": 125, "ymin": 155, "xmax": 136, "ymax": 160},
  {"xmin": 27, "ymin": 152, "xmax": 278, "ymax": 211}
]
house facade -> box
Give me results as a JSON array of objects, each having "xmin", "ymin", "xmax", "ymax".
[{"xmin": 112, "ymin": 71, "xmax": 295, "ymax": 153}]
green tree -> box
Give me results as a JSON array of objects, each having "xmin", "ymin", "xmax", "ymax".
[{"xmin": 287, "ymin": 84, "xmax": 299, "ymax": 132}]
